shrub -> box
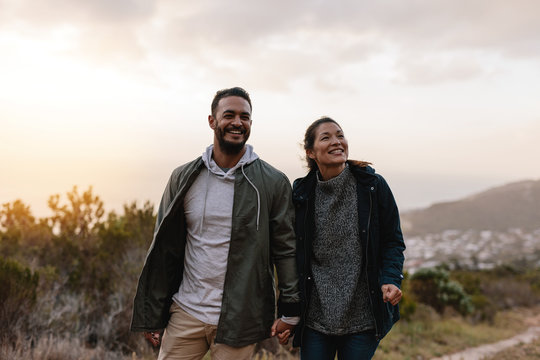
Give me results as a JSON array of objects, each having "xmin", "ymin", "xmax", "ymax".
[
  {"xmin": 410, "ymin": 267, "xmax": 473, "ymax": 316},
  {"xmin": 1, "ymin": 199, "xmax": 52, "ymax": 258},
  {"xmin": 0, "ymin": 189, "xmax": 159, "ymax": 358},
  {"xmin": 0, "ymin": 257, "xmax": 39, "ymax": 341},
  {"xmin": 399, "ymin": 272, "xmax": 417, "ymax": 321}
]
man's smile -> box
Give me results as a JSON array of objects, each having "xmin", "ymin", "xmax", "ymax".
[{"xmin": 226, "ymin": 128, "xmax": 245, "ymax": 135}]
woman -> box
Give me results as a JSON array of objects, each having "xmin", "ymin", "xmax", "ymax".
[{"xmin": 291, "ymin": 117, "xmax": 405, "ymax": 360}]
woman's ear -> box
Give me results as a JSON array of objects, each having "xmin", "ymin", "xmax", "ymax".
[{"xmin": 306, "ymin": 149, "xmax": 315, "ymax": 160}]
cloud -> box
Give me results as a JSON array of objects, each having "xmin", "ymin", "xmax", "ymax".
[
  {"xmin": 393, "ymin": 53, "xmax": 495, "ymax": 85},
  {"xmin": 13, "ymin": 0, "xmax": 156, "ymax": 25},
  {"xmin": 144, "ymin": 0, "xmax": 540, "ymax": 87},
  {"xmin": 0, "ymin": 0, "xmax": 155, "ymax": 65},
  {"xmin": 307, "ymin": 0, "xmax": 540, "ymax": 59},
  {"xmin": 3, "ymin": 0, "xmax": 540, "ymax": 87}
]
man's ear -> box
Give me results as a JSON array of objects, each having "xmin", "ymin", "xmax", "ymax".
[{"xmin": 208, "ymin": 115, "xmax": 216, "ymax": 129}]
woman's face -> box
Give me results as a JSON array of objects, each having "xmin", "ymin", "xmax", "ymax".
[{"xmin": 307, "ymin": 122, "xmax": 349, "ymax": 170}]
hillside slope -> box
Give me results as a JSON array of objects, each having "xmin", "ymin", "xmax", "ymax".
[{"xmin": 401, "ymin": 179, "xmax": 540, "ymax": 236}]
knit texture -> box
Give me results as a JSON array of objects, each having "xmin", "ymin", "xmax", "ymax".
[{"xmin": 306, "ymin": 165, "xmax": 375, "ymax": 335}]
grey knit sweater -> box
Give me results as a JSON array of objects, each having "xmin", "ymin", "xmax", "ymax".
[{"xmin": 306, "ymin": 165, "xmax": 375, "ymax": 335}]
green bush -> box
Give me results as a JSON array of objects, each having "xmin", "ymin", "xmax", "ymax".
[
  {"xmin": 1, "ymin": 199, "xmax": 52, "ymax": 259},
  {"xmin": 524, "ymin": 268, "xmax": 540, "ymax": 295},
  {"xmin": 410, "ymin": 267, "xmax": 473, "ymax": 316},
  {"xmin": 0, "ymin": 189, "xmax": 158, "ymax": 357},
  {"xmin": 399, "ymin": 271, "xmax": 417, "ymax": 321},
  {"xmin": 0, "ymin": 257, "xmax": 39, "ymax": 341},
  {"xmin": 452, "ymin": 266, "xmax": 540, "ymax": 316}
]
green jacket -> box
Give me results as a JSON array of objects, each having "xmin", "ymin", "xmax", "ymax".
[{"xmin": 130, "ymin": 157, "xmax": 300, "ymax": 346}]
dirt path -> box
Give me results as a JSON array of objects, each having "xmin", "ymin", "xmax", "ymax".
[{"xmin": 431, "ymin": 326, "xmax": 540, "ymax": 360}]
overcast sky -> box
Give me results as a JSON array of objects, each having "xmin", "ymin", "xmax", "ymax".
[{"xmin": 1, "ymin": 0, "xmax": 540, "ymax": 217}]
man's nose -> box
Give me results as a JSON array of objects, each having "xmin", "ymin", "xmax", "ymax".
[{"xmin": 231, "ymin": 115, "xmax": 242, "ymax": 126}]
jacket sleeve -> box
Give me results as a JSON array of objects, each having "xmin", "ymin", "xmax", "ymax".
[
  {"xmin": 141, "ymin": 167, "xmax": 181, "ymax": 259},
  {"xmin": 270, "ymin": 174, "xmax": 301, "ymax": 317},
  {"xmin": 130, "ymin": 168, "xmax": 181, "ymax": 332},
  {"xmin": 377, "ymin": 175, "xmax": 406, "ymax": 288}
]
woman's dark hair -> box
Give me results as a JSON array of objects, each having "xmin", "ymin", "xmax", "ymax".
[{"xmin": 303, "ymin": 117, "xmax": 341, "ymax": 171}]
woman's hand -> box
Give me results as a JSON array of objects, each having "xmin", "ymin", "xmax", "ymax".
[
  {"xmin": 381, "ymin": 284, "xmax": 402, "ymax": 306},
  {"xmin": 271, "ymin": 318, "xmax": 295, "ymax": 344}
]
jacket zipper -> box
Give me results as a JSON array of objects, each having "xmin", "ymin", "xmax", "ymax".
[
  {"xmin": 365, "ymin": 187, "xmax": 381, "ymax": 340},
  {"xmin": 299, "ymin": 198, "xmax": 311, "ymax": 344}
]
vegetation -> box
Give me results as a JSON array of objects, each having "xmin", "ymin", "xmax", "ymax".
[
  {"xmin": 1, "ymin": 187, "xmax": 539, "ymax": 359},
  {"xmin": 0, "ymin": 187, "xmax": 156, "ymax": 360},
  {"xmin": 409, "ymin": 267, "xmax": 473, "ymax": 316},
  {"xmin": 374, "ymin": 304, "xmax": 540, "ymax": 360}
]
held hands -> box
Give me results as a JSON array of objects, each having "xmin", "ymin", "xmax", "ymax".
[
  {"xmin": 381, "ymin": 284, "xmax": 402, "ymax": 306},
  {"xmin": 271, "ymin": 318, "xmax": 295, "ymax": 344},
  {"xmin": 144, "ymin": 331, "xmax": 162, "ymax": 347}
]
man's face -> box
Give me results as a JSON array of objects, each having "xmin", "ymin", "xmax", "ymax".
[{"xmin": 209, "ymin": 96, "xmax": 252, "ymax": 154}]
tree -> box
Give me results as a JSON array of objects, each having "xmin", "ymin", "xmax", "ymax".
[
  {"xmin": 0, "ymin": 199, "xmax": 51, "ymax": 256},
  {"xmin": 48, "ymin": 186, "xmax": 104, "ymax": 239}
]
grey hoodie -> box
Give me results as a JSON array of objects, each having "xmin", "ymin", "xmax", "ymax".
[{"xmin": 172, "ymin": 144, "xmax": 259, "ymax": 325}]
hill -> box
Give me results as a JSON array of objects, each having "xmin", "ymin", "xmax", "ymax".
[
  {"xmin": 401, "ymin": 179, "xmax": 540, "ymax": 272},
  {"xmin": 401, "ymin": 179, "xmax": 540, "ymax": 236}
]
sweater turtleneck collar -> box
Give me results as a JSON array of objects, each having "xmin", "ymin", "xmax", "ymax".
[{"xmin": 316, "ymin": 163, "xmax": 351, "ymax": 192}]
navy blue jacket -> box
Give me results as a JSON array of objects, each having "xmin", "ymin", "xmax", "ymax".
[{"xmin": 292, "ymin": 161, "xmax": 405, "ymax": 346}]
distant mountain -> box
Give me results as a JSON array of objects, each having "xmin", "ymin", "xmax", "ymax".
[{"xmin": 401, "ymin": 180, "xmax": 540, "ymax": 236}]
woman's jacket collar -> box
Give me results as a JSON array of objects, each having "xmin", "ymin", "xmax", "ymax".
[{"xmin": 292, "ymin": 160, "xmax": 377, "ymax": 203}]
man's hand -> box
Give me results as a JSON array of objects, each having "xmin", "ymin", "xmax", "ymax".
[
  {"xmin": 144, "ymin": 331, "xmax": 162, "ymax": 347},
  {"xmin": 271, "ymin": 318, "xmax": 295, "ymax": 345},
  {"xmin": 381, "ymin": 284, "xmax": 402, "ymax": 306}
]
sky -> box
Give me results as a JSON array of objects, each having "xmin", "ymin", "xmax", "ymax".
[{"xmin": 1, "ymin": 0, "xmax": 540, "ymax": 218}]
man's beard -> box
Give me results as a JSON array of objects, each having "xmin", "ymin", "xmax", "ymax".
[{"xmin": 215, "ymin": 126, "xmax": 250, "ymax": 155}]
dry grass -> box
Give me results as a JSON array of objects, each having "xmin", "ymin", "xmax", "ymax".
[
  {"xmin": 1, "ymin": 335, "xmax": 123, "ymax": 360},
  {"xmin": 3, "ymin": 305, "xmax": 539, "ymax": 360},
  {"xmin": 373, "ymin": 304, "xmax": 539, "ymax": 360},
  {"xmin": 209, "ymin": 305, "xmax": 540, "ymax": 360},
  {"xmin": 0, "ymin": 332, "xmax": 158, "ymax": 360}
]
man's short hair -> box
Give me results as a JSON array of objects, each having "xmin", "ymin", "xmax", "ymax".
[{"xmin": 211, "ymin": 87, "xmax": 252, "ymax": 117}]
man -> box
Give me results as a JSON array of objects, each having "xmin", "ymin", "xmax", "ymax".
[{"xmin": 131, "ymin": 87, "xmax": 300, "ymax": 360}]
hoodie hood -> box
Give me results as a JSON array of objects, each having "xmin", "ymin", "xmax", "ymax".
[
  {"xmin": 202, "ymin": 144, "xmax": 259, "ymax": 180},
  {"xmin": 200, "ymin": 144, "xmax": 262, "ymax": 230}
]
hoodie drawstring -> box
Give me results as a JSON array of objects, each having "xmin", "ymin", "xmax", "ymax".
[
  {"xmin": 241, "ymin": 164, "xmax": 260, "ymax": 231},
  {"xmin": 199, "ymin": 168, "xmax": 210, "ymax": 234}
]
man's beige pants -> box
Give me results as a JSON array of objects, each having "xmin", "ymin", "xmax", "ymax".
[{"xmin": 158, "ymin": 302, "xmax": 256, "ymax": 360}]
